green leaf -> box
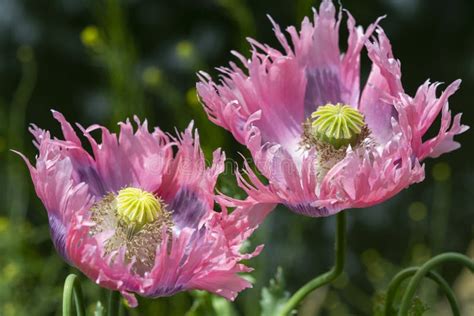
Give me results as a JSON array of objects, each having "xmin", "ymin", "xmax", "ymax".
[{"xmin": 260, "ymin": 267, "xmax": 291, "ymax": 316}]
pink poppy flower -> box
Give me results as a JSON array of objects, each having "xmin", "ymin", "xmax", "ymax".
[
  {"xmin": 16, "ymin": 111, "xmax": 272, "ymax": 306},
  {"xmin": 197, "ymin": 0, "xmax": 468, "ymax": 217}
]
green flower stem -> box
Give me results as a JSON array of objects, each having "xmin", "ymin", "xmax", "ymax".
[
  {"xmin": 398, "ymin": 253, "xmax": 474, "ymax": 316},
  {"xmin": 107, "ymin": 290, "xmax": 121, "ymax": 316},
  {"xmin": 63, "ymin": 274, "xmax": 86, "ymax": 316},
  {"xmin": 278, "ymin": 211, "xmax": 347, "ymax": 316},
  {"xmin": 384, "ymin": 267, "xmax": 460, "ymax": 316}
]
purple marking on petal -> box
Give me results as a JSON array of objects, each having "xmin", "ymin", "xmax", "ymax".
[
  {"xmin": 77, "ymin": 166, "xmax": 106, "ymax": 197},
  {"xmin": 177, "ymin": 227, "xmax": 206, "ymax": 267},
  {"xmin": 48, "ymin": 213, "xmax": 69, "ymax": 262},
  {"xmin": 362, "ymin": 99, "xmax": 399, "ymax": 143},
  {"xmin": 169, "ymin": 188, "xmax": 207, "ymax": 229},
  {"xmin": 148, "ymin": 284, "xmax": 185, "ymax": 298},
  {"xmin": 285, "ymin": 203, "xmax": 330, "ymax": 217},
  {"xmin": 304, "ymin": 68, "xmax": 344, "ymax": 117}
]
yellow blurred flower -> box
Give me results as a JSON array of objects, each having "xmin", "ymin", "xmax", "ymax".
[
  {"xmin": 408, "ymin": 201, "xmax": 427, "ymax": 222},
  {"xmin": 142, "ymin": 66, "xmax": 162, "ymax": 88},
  {"xmin": 3, "ymin": 263, "xmax": 19, "ymax": 281},
  {"xmin": 3, "ymin": 303, "xmax": 15, "ymax": 316},
  {"xmin": 432, "ymin": 162, "xmax": 451, "ymax": 182},
  {"xmin": 186, "ymin": 87, "xmax": 199, "ymax": 106},
  {"xmin": 81, "ymin": 25, "xmax": 101, "ymax": 49},
  {"xmin": 0, "ymin": 216, "xmax": 9, "ymax": 233},
  {"xmin": 176, "ymin": 40, "xmax": 194, "ymax": 60},
  {"xmin": 412, "ymin": 243, "xmax": 431, "ymax": 264}
]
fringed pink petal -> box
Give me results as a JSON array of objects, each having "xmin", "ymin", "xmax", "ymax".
[
  {"xmin": 15, "ymin": 122, "xmax": 95, "ymax": 259},
  {"xmin": 160, "ymin": 122, "xmax": 225, "ymax": 212},
  {"xmin": 77, "ymin": 117, "xmax": 173, "ymax": 193},
  {"xmin": 394, "ymin": 80, "xmax": 468, "ymax": 160},
  {"xmin": 217, "ymin": 199, "xmax": 275, "ymax": 254},
  {"xmin": 197, "ymin": 0, "xmax": 380, "ymax": 154},
  {"xmin": 318, "ymin": 137, "xmax": 425, "ymax": 210},
  {"xmin": 360, "ymin": 27, "xmax": 404, "ymax": 143},
  {"xmin": 190, "ymin": 269, "xmax": 253, "ymax": 301},
  {"xmin": 342, "ymin": 14, "xmax": 384, "ymax": 107},
  {"xmin": 235, "ymin": 117, "xmax": 428, "ymax": 217},
  {"xmin": 117, "ymin": 117, "xmax": 174, "ymax": 192},
  {"xmin": 424, "ymin": 112, "xmax": 467, "ymax": 158},
  {"xmin": 235, "ymin": 146, "xmax": 331, "ymax": 217},
  {"xmin": 52, "ymin": 110, "xmax": 82, "ymax": 145},
  {"xmin": 141, "ymin": 201, "xmax": 269, "ymax": 301},
  {"xmin": 362, "ymin": 28, "xmax": 467, "ymax": 158},
  {"xmin": 26, "ymin": 117, "xmax": 99, "ymax": 194},
  {"xmin": 66, "ymin": 219, "xmax": 144, "ymax": 305},
  {"xmin": 25, "ymin": 112, "xmax": 176, "ymax": 197},
  {"xmin": 286, "ymin": 0, "xmax": 380, "ymax": 114},
  {"xmin": 288, "ymin": 0, "xmax": 342, "ymax": 72},
  {"xmin": 196, "ymin": 71, "xmax": 249, "ymax": 145},
  {"xmin": 197, "ymin": 50, "xmax": 306, "ymax": 152},
  {"xmin": 234, "ymin": 159, "xmax": 280, "ymax": 204}
]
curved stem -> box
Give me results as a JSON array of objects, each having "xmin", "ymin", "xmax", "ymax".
[
  {"xmin": 428, "ymin": 271, "xmax": 461, "ymax": 316},
  {"xmin": 278, "ymin": 211, "xmax": 347, "ymax": 316},
  {"xmin": 398, "ymin": 253, "xmax": 474, "ymax": 316},
  {"xmin": 385, "ymin": 267, "xmax": 460, "ymax": 316},
  {"xmin": 63, "ymin": 274, "xmax": 86, "ymax": 316},
  {"xmin": 107, "ymin": 290, "xmax": 121, "ymax": 316},
  {"xmin": 385, "ymin": 268, "xmax": 416, "ymax": 315}
]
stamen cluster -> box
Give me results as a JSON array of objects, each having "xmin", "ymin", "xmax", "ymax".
[
  {"xmin": 298, "ymin": 104, "xmax": 370, "ymax": 178},
  {"xmin": 90, "ymin": 187, "xmax": 173, "ymax": 272}
]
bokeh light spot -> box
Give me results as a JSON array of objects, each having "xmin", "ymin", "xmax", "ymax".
[
  {"xmin": 176, "ymin": 40, "xmax": 194, "ymax": 60},
  {"xmin": 81, "ymin": 25, "xmax": 101, "ymax": 48},
  {"xmin": 361, "ymin": 248, "xmax": 379, "ymax": 264},
  {"xmin": 432, "ymin": 162, "xmax": 451, "ymax": 182},
  {"xmin": 412, "ymin": 243, "xmax": 431, "ymax": 264},
  {"xmin": 16, "ymin": 45, "xmax": 33, "ymax": 63},
  {"xmin": 3, "ymin": 303, "xmax": 15, "ymax": 316},
  {"xmin": 0, "ymin": 216, "xmax": 9, "ymax": 232},
  {"xmin": 186, "ymin": 87, "xmax": 199, "ymax": 107},
  {"xmin": 408, "ymin": 201, "xmax": 427, "ymax": 222},
  {"xmin": 142, "ymin": 66, "xmax": 162, "ymax": 88},
  {"xmin": 3, "ymin": 263, "xmax": 19, "ymax": 282}
]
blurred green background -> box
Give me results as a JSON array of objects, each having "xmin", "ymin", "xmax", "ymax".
[{"xmin": 0, "ymin": 0, "xmax": 473, "ymax": 315}]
